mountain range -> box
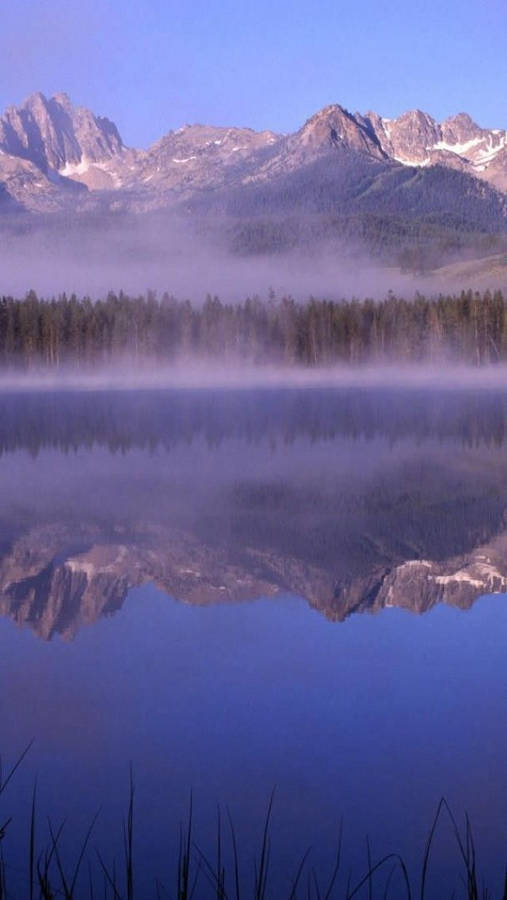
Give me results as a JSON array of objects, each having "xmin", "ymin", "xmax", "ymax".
[{"xmin": 1, "ymin": 91, "xmax": 507, "ymax": 222}]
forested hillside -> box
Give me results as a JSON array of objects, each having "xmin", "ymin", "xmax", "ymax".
[
  {"xmin": 195, "ymin": 151, "xmax": 507, "ymax": 267},
  {"xmin": 0, "ymin": 290, "xmax": 506, "ymax": 368}
]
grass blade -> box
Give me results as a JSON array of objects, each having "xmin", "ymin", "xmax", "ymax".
[
  {"xmin": 29, "ymin": 781, "xmax": 37, "ymax": 900},
  {"xmin": 255, "ymin": 789, "xmax": 275, "ymax": 900},
  {"xmin": 0, "ymin": 741, "xmax": 34, "ymax": 797}
]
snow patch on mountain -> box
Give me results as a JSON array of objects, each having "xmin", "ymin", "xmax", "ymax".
[{"xmin": 1, "ymin": 91, "xmax": 507, "ymax": 211}]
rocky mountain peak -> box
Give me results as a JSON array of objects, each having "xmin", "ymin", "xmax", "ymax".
[
  {"xmin": 0, "ymin": 90, "xmax": 506, "ymax": 213},
  {"xmin": 0, "ymin": 91, "xmax": 124, "ymax": 174},
  {"xmin": 441, "ymin": 112, "xmax": 482, "ymax": 145},
  {"xmin": 153, "ymin": 122, "xmax": 278, "ymax": 155},
  {"xmin": 295, "ymin": 103, "xmax": 385, "ymax": 159},
  {"xmin": 382, "ymin": 109, "xmax": 440, "ymax": 162},
  {"xmin": 398, "ymin": 108, "xmax": 437, "ymax": 128},
  {"xmin": 21, "ymin": 91, "xmax": 49, "ymax": 113},
  {"xmin": 50, "ymin": 91, "xmax": 74, "ymax": 112}
]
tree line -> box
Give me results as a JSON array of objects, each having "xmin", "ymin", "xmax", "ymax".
[{"xmin": 0, "ymin": 289, "xmax": 506, "ymax": 367}]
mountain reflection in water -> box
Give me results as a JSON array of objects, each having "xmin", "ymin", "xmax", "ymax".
[{"xmin": 1, "ymin": 387, "xmax": 507, "ymax": 639}]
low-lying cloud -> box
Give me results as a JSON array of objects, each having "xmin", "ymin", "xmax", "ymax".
[{"xmin": 0, "ymin": 211, "xmax": 437, "ymax": 302}]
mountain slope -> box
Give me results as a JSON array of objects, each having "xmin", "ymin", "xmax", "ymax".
[
  {"xmin": 187, "ymin": 150, "xmax": 507, "ymax": 263},
  {"xmin": 215, "ymin": 149, "xmax": 506, "ymax": 222},
  {"xmin": 0, "ymin": 92, "xmax": 506, "ymax": 268}
]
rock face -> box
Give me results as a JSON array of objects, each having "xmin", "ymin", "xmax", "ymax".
[
  {"xmin": 0, "ymin": 152, "xmax": 69, "ymax": 211},
  {"xmin": 365, "ymin": 108, "xmax": 507, "ymax": 190},
  {"xmin": 128, "ymin": 124, "xmax": 280, "ymax": 198},
  {"xmin": 0, "ymin": 90, "xmax": 507, "ymax": 214},
  {"xmin": 0, "ymin": 91, "xmax": 128, "ymax": 202},
  {"xmin": 0, "ymin": 91, "xmax": 123, "ymax": 173},
  {"xmin": 255, "ymin": 105, "xmax": 386, "ymax": 176}
]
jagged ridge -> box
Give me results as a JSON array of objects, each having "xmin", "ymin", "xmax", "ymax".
[{"xmin": 0, "ymin": 92, "xmax": 506, "ymax": 217}]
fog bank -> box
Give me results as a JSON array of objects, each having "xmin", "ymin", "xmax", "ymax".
[
  {"xmin": 2, "ymin": 362, "xmax": 507, "ymax": 392},
  {"xmin": 0, "ymin": 213, "xmax": 441, "ymax": 301}
]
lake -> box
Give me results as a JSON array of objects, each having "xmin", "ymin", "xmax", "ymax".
[{"xmin": 0, "ymin": 386, "xmax": 506, "ymax": 898}]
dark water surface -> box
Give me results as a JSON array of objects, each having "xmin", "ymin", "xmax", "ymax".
[{"xmin": 0, "ymin": 387, "xmax": 506, "ymax": 897}]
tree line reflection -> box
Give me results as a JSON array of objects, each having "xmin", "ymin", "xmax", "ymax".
[{"xmin": 0, "ymin": 386, "xmax": 506, "ymax": 456}]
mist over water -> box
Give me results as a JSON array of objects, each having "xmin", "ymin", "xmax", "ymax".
[
  {"xmin": 0, "ymin": 386, "xmax": 506, "ymax": 898},
  {"xmin": 3, "ymin": 362, "xmax": 507, "ymax": 393},
  {"xmin": 1, "ymin": 205, "xmax": 507, "ymax": 897}
]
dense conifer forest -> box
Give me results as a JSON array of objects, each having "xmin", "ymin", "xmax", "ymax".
[{"xmin": 0, "ymin": 289, "xmax": 506, "ymax": 367}]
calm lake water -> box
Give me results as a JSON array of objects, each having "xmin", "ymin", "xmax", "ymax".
[{"xmin": 0, "ymin": 387, "xmax": 506, "ymax": 898}]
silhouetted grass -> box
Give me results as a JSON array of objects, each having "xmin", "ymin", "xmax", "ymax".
[{"xmin": 1, "ymin": 746, "xmax": 505, "ymax": 899}]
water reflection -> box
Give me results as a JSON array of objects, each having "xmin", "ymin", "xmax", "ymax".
[
  {"xmin": 0, "ymin": 387, "xmax": 507, "ymax": 454},
  {"xmin": 1, "ymin": 387, "xmax": 507, "ymax": 639}
]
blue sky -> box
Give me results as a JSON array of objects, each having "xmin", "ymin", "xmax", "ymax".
[{"xmin": 0, "ymin": 0, "xmax": 505, "ymax": 147}]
